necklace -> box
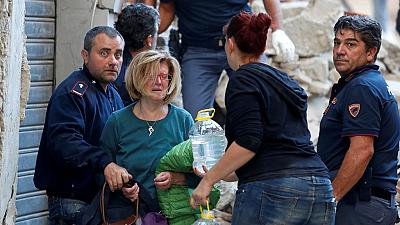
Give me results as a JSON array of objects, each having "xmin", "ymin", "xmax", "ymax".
[
  {"xmin": 146, "ymin": 120, "xmax": 156, "ymax": 136},
  {"xmin": 138, "ymin": 101, "xmax": 158, "ymax": 136}
]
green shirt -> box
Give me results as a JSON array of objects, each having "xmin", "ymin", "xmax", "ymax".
[{"xmin": 100, "ymin": 103, "xmax": 194, "ymax": 199}]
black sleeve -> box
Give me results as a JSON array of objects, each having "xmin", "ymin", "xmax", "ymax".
[
  {"xmin": 46, "ymin": 91, "xmax": 112, "ymax": 172},
  {"xmin": 225, "ymin": 75, "xmax": 264, "ymax": 153}
]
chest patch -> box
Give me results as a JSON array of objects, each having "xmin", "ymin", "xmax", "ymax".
[
  {"xmin": 348, "ymin": 103, "xmax": 361, "ymax": 118},
  {"xmin": 71, "ymin": 81, "xmax": 88, "ymax": 97}
]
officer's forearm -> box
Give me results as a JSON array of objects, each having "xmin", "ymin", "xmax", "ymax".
[
  {"xmin": 262, "ymin": 0, "xmax": 282, "ymax": 31},
  {"xmin": 332, "ymin": 136, "xmax": 374, "ymax": 201}
]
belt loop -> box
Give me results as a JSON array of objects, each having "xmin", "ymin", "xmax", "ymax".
[{"xmin": 391, "ymin": 194, "xmax": 396, "ymax": 208}]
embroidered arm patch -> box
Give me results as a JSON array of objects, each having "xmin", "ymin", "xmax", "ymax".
[{"xmin": 70, "ymin": 81, "xmax": 88, "ymax": 97}]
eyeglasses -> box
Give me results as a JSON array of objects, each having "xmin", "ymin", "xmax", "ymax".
[{"xmin": 149, "ymin": 73, "xmax": 173, "ymax": 81}]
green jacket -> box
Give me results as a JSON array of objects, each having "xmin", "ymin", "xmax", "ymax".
[{"xmin": 155, "ymin": 140, "xmax": 220, "ymax": 225}]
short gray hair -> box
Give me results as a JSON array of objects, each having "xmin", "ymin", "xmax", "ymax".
[{"xmin": 83, "ymin": 26, "xmax": 125, "ymax": 52}]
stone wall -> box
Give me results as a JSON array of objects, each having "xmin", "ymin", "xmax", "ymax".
[{"xmin": 0, "ymin": 0, "xmax": 27, "ymax": 224}]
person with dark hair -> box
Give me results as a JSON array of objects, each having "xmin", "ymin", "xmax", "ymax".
[
  {"xmin": 317, "ymin": 15, "xmax": 400, "ymax": 225},
  {"xmin": 190, "ymin": 11, "xmax": 334, "ymax": 225},
  {"xmin": 33, "ymin": 26, "xmax": 131, "ymax": 225},
  {"xmin": 158, "ymin": 0, "xmax": 296, "ymax": 120},
  {"xmin": 114, "ymin": 3, "xmax": 160, "ymax": 106}
]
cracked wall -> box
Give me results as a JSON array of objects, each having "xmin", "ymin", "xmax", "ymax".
[{"xmin": 0, "ymin": 0, "xmax": 26, "ymax": 224}]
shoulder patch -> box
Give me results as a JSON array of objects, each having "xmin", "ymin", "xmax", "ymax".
[
  {"xmin": 70, "ymin": 81, "xmax": 88, "ymax": 97},
  {"xmin": 348, "ymin": 103, "xmax": 361, "ymax": 118}
]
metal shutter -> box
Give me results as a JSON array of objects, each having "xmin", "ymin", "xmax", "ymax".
[{"xmin": 16, "ymin": 1, "xmax": 55, "ymax": 224}]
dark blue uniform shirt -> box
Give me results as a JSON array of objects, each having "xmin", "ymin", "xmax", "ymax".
[
  {"xmin": 34, "ymin": 66, "xmax": 124, "ymax": 202},
  {"xmin": 115, "ymin": 51, "xmax": 133, "ymax": 106},
  {"xmin": 160, "ymin": 0, "xmax": 251, "ymax": 48},
  {"xmin": 317, "ymin": 65, "xmax": 400, "ymax": 193}
]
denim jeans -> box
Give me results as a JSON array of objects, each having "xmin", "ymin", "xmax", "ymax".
[
  {"xmin": 181, "ymin": 46, "xmax": 234, "ymax": 118},
  {"xmin": 335, "ymin": 195, "xmax": 397, "ymax": 225},
  {"xmin": 231, "ymin": 176, "xmax": 336, "ymax": 225},
  {"xmin": 47, "ymin": 196, "xmax": 88, "ymax": 225}
]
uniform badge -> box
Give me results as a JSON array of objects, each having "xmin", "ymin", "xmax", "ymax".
[
  {"xmin": 71, "ymin": 81, "xmax": 88, "ymax": 97},
  {"xmin": 332, "ymin": 97, "xmax": 337, "ymax": 105},
  {"xmin": 348, "ymin": 103, "xmax": 361, "ymax": 118}
]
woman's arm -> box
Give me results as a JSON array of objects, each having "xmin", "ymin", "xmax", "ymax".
[{"xmin": 190, "ymin": 142, "xmax": 255, "ymax": 207}]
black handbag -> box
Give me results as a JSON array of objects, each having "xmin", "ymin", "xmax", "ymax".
[
  {"xmin": 77, "ymin": 180, "xmax": 164, "ymax": 225},
  {"xmin": 100, "ymin": 183, "xmax": 138, "ymax": 225}
]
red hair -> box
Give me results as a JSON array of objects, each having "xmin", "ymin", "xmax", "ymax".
[{"xmin": 225, "ymin": 11, "xmax": 271, "ymax": 56}]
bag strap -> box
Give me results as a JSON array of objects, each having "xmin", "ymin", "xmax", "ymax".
[{"xmin": 100, "ymin": 182, "xmax": 139, "ymax": 225}]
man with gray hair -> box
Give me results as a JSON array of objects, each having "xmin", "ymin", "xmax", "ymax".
[
  {"xmin": 34, "ymin": 26, "xmax": 131, "ymax": 225},
  {"xmin": 317, "ymin": 15, "xmax": 400, "ymax": 224}
]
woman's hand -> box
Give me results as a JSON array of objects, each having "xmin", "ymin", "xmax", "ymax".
[
  {"xmin": 190, "ymin": 178, "xmax": 213, "ymax": 208},
  {"xmin": 122, "ymin": 183, "xmax": 140, "ymax": 202},
  {"xmin": 193, "ymin": 164, "xmax": 208, "ymax": 178},
  {"xmin": 154, "ymin": 172, "xmax": 186, "ymax": 190},
  {"xmin": 154, "ymin": 172, "xmax": 173, "ymax": 190}
]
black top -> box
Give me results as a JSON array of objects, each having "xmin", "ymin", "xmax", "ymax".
[
  {"xmin": 115, "ymin": 51, "xmax": 133, "ymax": 106},
  {"xmin": 33, "ymin": 66, "xmax": 124, "ymax": 202},
  {"xmin": 225, "ymin": 63, "xmax": 328, "ymax": 184}
]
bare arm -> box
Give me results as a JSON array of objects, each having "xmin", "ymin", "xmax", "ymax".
[
  {"xmin": 190, "ymin": 142, "xmax": 255, "ymax": 206},
  {"xmin": 158, "ymin": 2, "xmax": 176, "ymax": 33},
  {"xmin": 140, "ymin": 0, "xmax": 156, "ymax": 7},
  {"xmin": 262, "ymin": 0, "xmax": 283, "ymax": 31},
  {"xmin": 332, "ymin": 136, "xmax": 374, "ymax": 201}
]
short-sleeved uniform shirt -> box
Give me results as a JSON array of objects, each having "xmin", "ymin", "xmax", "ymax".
[
  {"xmin": 160, "ymin": 0, "xmax": 251, "ymax": 47},
  {"xmin": 317, "ymin": 65, "xmax": 400, "ymax": 193}
]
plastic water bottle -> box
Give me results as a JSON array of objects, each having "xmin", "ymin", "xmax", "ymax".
[
  {"xmin": 190, "ymin": 108, "xmax": 227, "ymax": 174},
  {"xmin": 192, "ymin": 203, "xmax": 220, "ymax": 225}
]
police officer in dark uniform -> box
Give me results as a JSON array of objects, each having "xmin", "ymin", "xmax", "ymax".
[
  {"xmin": 34, "ymin": 26, "xmax": 132, "ymax": 225},
  {"xmin": 317, "ymin": 15, "xmax": 400, "ymax": 225}
]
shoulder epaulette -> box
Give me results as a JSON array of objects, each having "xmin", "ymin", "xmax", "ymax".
[{"xmin": 70, "ymin": 81, "xmax": 88, "ymax": 97}]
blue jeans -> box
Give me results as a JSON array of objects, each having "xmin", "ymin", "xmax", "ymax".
[
  {"xmin": 336, "ymin": 195, "xmax": 397, "ymax": 225},
  {"xmin": 181, "ymin": 46, "xmax": 234, "ymax": 118},
  {"xmin": 48, "ymin": 196, "xmax": 88, "ymax": 225},
  {"xmin": 231, "ymin": 176, "xmax": 336, "ymax": 225}
]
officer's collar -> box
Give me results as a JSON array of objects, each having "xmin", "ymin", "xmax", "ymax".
[
  {"xmin": 82, "ymin": 65, "xmax": 109, "ymax": 92},
  {"xmin": 339, "ymin": 64, "xmax": 380, "ymax": 83},
  {"xmin": 82, "ymin": 65, "xmax": 95, "ymax": 81}
]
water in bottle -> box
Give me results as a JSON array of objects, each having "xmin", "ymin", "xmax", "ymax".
[{"xmin": 190, "ymin": 108, "xmax": 227, "ymax": 173}]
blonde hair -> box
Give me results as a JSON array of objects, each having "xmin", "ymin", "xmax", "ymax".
[{"xmin": 125, "ymin": 50, "xmax": 181, "ymax": 104}]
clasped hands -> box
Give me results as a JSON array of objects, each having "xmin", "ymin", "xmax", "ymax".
[
  {"xmin": 104, "ymin": 163, "xmax": 181, "ymax": 202},
  {"xmin": 104, "ymin": 162, "xmax": 139, "ymax": 202}
]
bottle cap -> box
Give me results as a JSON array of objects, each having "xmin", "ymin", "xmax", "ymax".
[
  {"xmin": 199, "ymin": 200, "xmax": 215, "ymax": 219},
  {"xmin": 195, "ymin": 108, "xmax": 215, "ymax": 121}
]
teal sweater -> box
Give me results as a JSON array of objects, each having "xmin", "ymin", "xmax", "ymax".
[{"xmin": 100, "ymin": 103, "xmax": 193, "ymax": 200}]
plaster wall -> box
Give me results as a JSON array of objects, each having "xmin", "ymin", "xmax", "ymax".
[
  {"xmin": 56, "ymin": 0, "xmax": 123, "ymax": 85},
  {"xmin": 0, "ymin": 0, "xmax": 26, "ymax": 224}
]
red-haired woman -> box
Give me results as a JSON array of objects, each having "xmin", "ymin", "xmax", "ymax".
[{"xmin": 190, "ymin": 12, "xmax": 335, "ymax": 225}]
